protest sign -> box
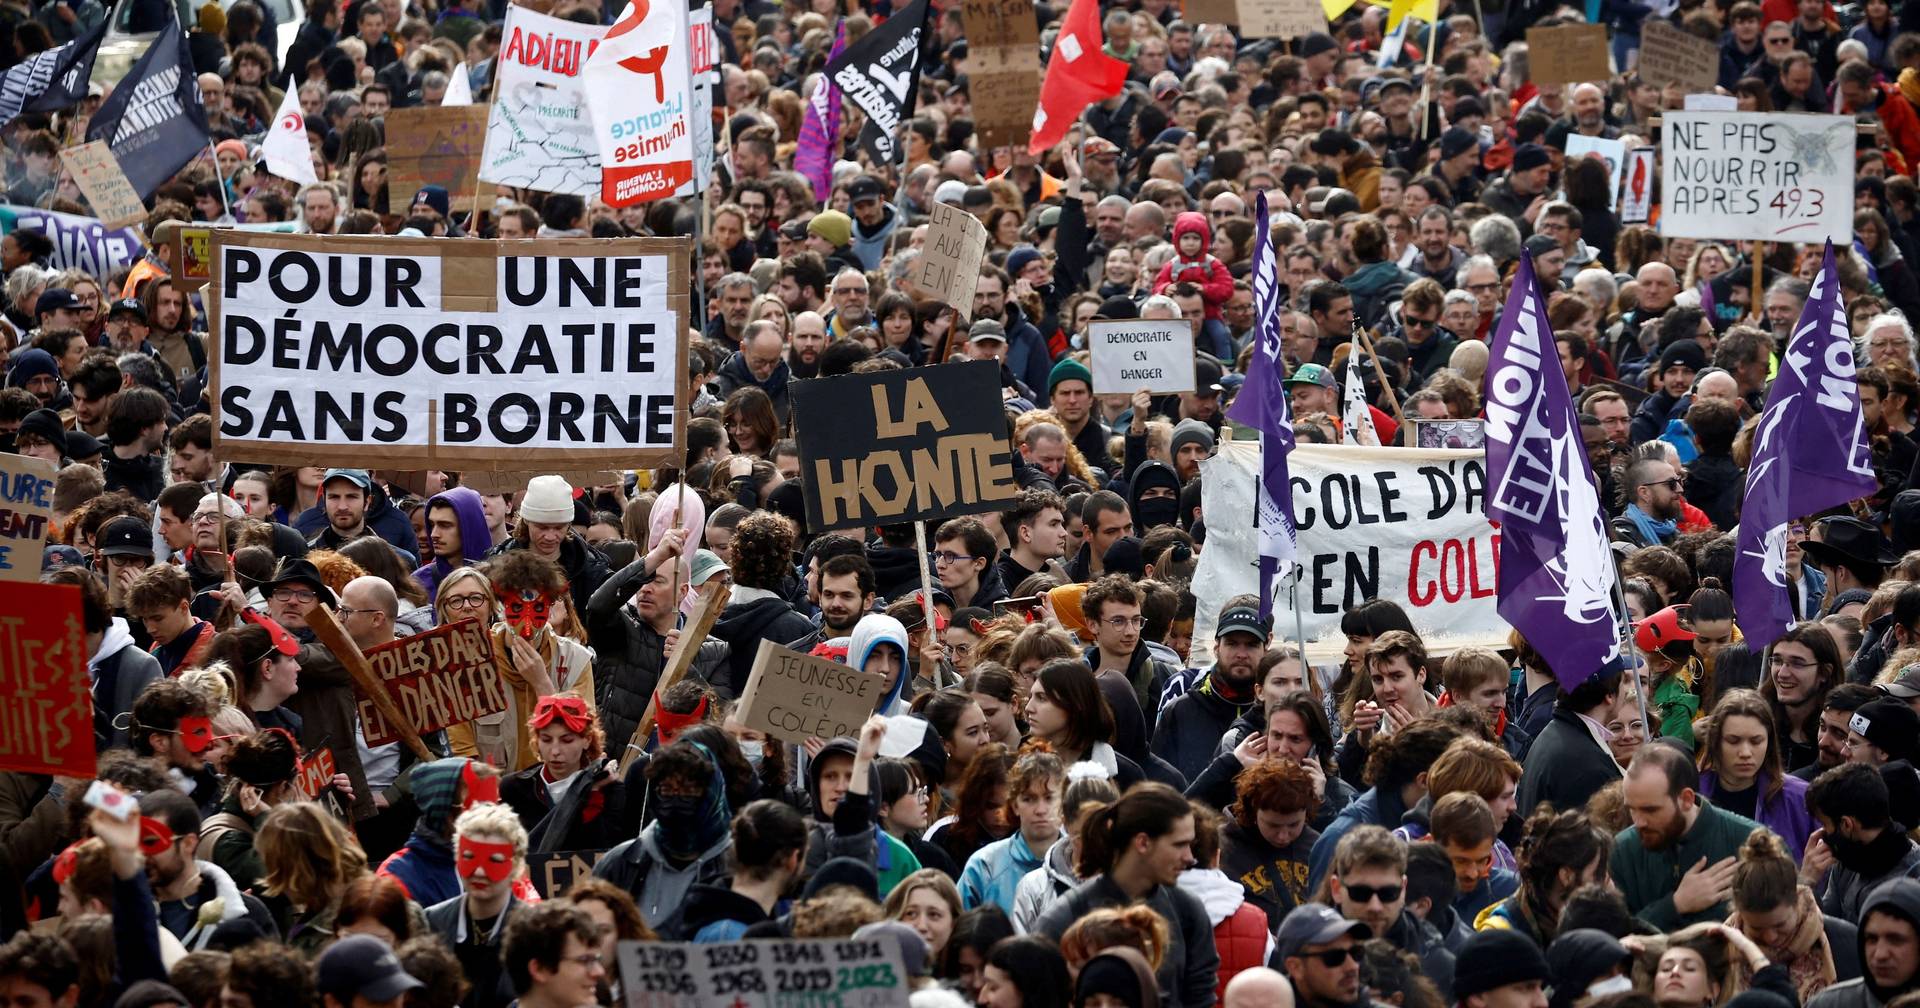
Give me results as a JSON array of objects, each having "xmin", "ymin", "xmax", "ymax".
[
  {"xmin": 293, "ymin": 747, "xmax": 337, "ymax": 799},
  {"xmin": 910, "ymin": 203, "xmax": 986, "ymax": 320},
  {"xmin": 0, "ymin": 205, "xmax": 142, "ymax": 276},
  {"xmin": 355, "ymin": 618, "xmax": 504, "ymax": 747},
  {"xmin": 684, "ymin": 8, "xmax": 717, "ymax": 194},
  {"xmin": 210, "ymin": 232, "xmax": 689, "ymax": 471},
  {"xmin": 1526, "ymin": 24, "xmax": 1610, "ymax": 89},
  {"xmin": 478, "ymin": 6, "xmax": 604, "ymax": 197},
  {"xmin": 1239, "ymin": 0, "xmax": 1328, "ymax": 38},
  {"xmin": 1088, "ymin": 319, "xmax": 1196, "ymax": 394},
  {"xmin": 792, "ymin": 361, "xmax": 1021, "ymax": 531},
  {"xmin": 174, "ymin": 225, "xmax": 213, "ymax": 294},
  {"xmin": 1660, "ymin": 110, "xmax": 1853, "ymax": 243},
  {"xmin": 1683, "ymin": 93, "xmax": 1738, "ymax": 111},
  {"xmin": 0, "ymin": 452, "xmax": 54, "ymax": 582},
  {"xmin": 530, "ymin": 849, "xmax": 607, "ymax": 897},
  {"xmin": 1190, "ymin": 438, "xmax": 1503, "ymax": 664},
  {"xmin": 1183, "ymin": 0, "xmax": 1239, "ymax": 20},
  {"xmin": 1620, "ymin": 147, "xmax": 1654, "ymax": 224},
  {"xmin": 736, "ymin": 640, "xmax": 889, "ymax": 746},
  {"xmin": 388, "ymin": 106, "xmax": 489, "ymax": 216},
  {"xmin": 1636, "ymin": 19, "xmax": 1718, "ymax": 94},
  {"xmin": 963, "ymin": 0, "xmax": 1041, "ymax": 150},
  {"xmin": 583, "ymin": 0, "xmax": 694, "ymax": 206},
  {"xmin": 618, "ymin": 937, "xmax": 908, "ymax": 1008},
  {"xmin": 0, "ymin": 581, "xmax": 93, "ymax": 778},
  {"xmin": 1565, "ymin": 134, "xmax": 1625, "ymax": 211},
  {"xmin": 59, "ymin": 141, "xmax": 145, "ymax": 228}
]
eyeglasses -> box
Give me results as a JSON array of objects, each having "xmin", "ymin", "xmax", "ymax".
[
  {"xmin": 1606, "ymin": 719, "xmax": 1647, "ymax": 736},
  {"xmin": 1649, "ymin": 478, "xmax": 1686, "ymax": 492},
  {"xmin": 1209, "ymin": 209, "xmax": 1237, "ymax": 219},
  {"xmin": 445, "ymin": 593, "xmax": 490, "ymax": 611},
  {"xmin": 1101, "ymin": 615, "xmax": 1146, "ymax": 630},
  {"xmin": 1299, "ymin": 947, "xmax": 1357, "ymax": 968},
  {"xmin": 1342, "ymin": 883, "xmax": 1402, "ymax": 904},
  {"xmin": 1768, "ymin": 655, "xmax": 1817, "ymax": 670},
  {"xmin": 1466, "ymin": 281, "xmax": 1499, "ymax": 293},
  {"xmin": 191, "ymin": 513, "xmax": 221, "ymax": 524},
  {"xmin": 930, "ymin": 551, "xmax": 977, "ymax": 566},
  {"xmin": 833, "ymin": 286, "xmax": 867, "ymax": 295},
  {"xmin": 269, "ymin": 588, "xmax": 318, "ymax": 604},
  {"xmin": 334, "ymin": 606, "xmax": 378, "ymax": 619},
  {"xmin": 1766, "ymin": 35, "xmax": 1793, "ymax": 44},
  {"xmin": 1403, "ymin": 316, "xmax": 1436, "ymax": 330},
  {"xmin": 562, "ymin": 953, "xmax": 605, "ymax": 968}
]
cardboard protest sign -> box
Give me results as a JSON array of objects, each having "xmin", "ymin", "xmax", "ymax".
[
  {"xmin": 530, "ymin": 849, "xmax": 607, "ymax": 897},
  {"xmin": 791, "ymin": 361, "xmax": 1021, "ymax": 531},
  {"xmin": 387, "ymin": 106, "xmax": 489, "ymax": 217},
  {"xmin": 354, "ymin": 618, "xmax": 505, "ymax": 747},
  {"xmin": 174, "ymin": 225, "xmax": 212, "ymax": 294},
  {"xmin": 963, "ymin": 0, "xmax": 1040, "ymax": 150},
  {"xmin": 1565, "ymin": 134, "xmax": 1625, "ymax": 211},
  {"xmin": 59, "ymin": 141, "xmax": 145, "ymax": 228},
  {"xmin": 618, "ymin": 937, "xmax": 909, "ymax": 1007},
  {"xmin": 1661, "ymin": 111, "xmax": 1853, "ymax": 243},
  {"xmin": 1088, "ymin": 319, "xmax": 1196, "ymax": 394},
  {"xmin": 210, "ymin": 232, "xmax": 689, "ymax": 472},
  {"xmin": 0, "ymin": 452, "xmax": 54, "ymax": 582},
  {"xmin": 1191, "ymin": 440, "xmax": 1503, "ymax": 661},
  {"xmin": 736, "ymin": 640, "xmax": 889, "ymax": 746},
  {"xmin": 1183, "ymin": 0, "xmax": 1239, "ymax": 21},
  {"xmin": 1526, "ymin": 24, "xmax": 1610, "ymax": 89},
  {"xmin": 1636, "ymin": 19, "xmax": 1718, "ymax": 95},
  {"xmin": 293, "ymin": 747, "xmax": 336, "ymax": 799},
  {"xmin": 0, "ymin": 205, "xmax": 142, "ymax": 276},
  {"xmin": 479, "ymin": 6, "xmax": 604, "ymax": 196},
  {"xmin": 910, "ymin": 203, "xmax": 987, "ymax": 321},
  {"xmin": 1239, "ymin": 0, "xmax": 1327, "ymax": 38},
  {"xmin": 0, "ymin": 581, "xmax": 94, "ymax": 778}
]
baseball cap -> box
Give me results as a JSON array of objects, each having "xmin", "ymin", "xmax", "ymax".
[
  {"xmin": 1082, "ymin": 136, "xmax": 1120, "ymax": 158},
  {"xmin": 1275, "ymin": 904, "xmax": 1369, "ymax": 962},
  {"xmin": 778, "ymin": 218, "xmax": 810, "ymax": 240},
  {"xmin": 321, "ymin": 468, "xmax": 373, "ymax": 492},
  {"xmin": 689, "ymin": 549, "xmax": 730, "ymax": 587},
  {"xmin": 847, "ymin": 175, "xmax": 885, "ymax": 205},
  {"xmin": 968, "ymin": 319, "xmax": 1007, "ymax": 344},
  {"xmin": 1283, "ymin": 363, "xmax": 1337, "ymax": 389},
  {"xmin": 316, "ymin": 935, "xmax": 423, "ymax": 1002},
  {"xmin": 1852, "ymin": 699, "xmax": 1920, "ymax": 761},
  {"xmin": 35, "ymin": 288, "xmax": 81, "ymax": 316},
  {"xmin": 1880, "ymin": 666, "xmax": 1920, "ymax": 700},
  {"xmin": 1215, "ymin": 605, "xmax": 1270, "ymax": 644},
  {"xmin": 98, "ymin": 516, "xmax": 153, "ymax": 559},
  {"xmin": 107, "ymin": 297, "xmax": 147, "ymax": 322}
]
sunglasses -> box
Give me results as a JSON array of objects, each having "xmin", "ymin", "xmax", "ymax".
[
  {"xmin": 1343, "ymin": 883, "xmax": 1402, "ymax": 904},
  {"xmin": 1300, "ymin": 946, "xmax": 1357, "ymax": 968}
]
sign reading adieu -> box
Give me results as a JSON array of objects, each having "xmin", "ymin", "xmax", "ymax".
[
  {"xmin": 792, "ymin": 360, "xmax": 1020, "ymax": 531},
  {"xmin": 211, "ymin": 233, "xmax": 688, "ymax": 472}
]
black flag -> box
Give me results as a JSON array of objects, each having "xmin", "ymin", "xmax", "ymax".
[
  {"xmin": 823, "ymin": 0, "xmax": 928, "ymax": 168},
  {"xmin": 0, "ymin": 19, "xmax": 107, "ymax": 128},
  {"xmin": 86, "ymin": 17, "xmax": 210, "ymax": 199}
]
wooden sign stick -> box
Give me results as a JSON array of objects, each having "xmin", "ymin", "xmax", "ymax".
[
  {"xmin": 617, "ymin": 580, "xmax": 732, "ymax": 773},
  {"xmin": 306, "ymin": 604, "xmax": 434, "ymax": 762}
]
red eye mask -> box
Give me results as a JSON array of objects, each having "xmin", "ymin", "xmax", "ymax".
[
  {"xmin": 457, "ymin": 836, "xmax": 517, "ymax": 882},
  {"xmin": 529, "ymin": 694, "xmax": 592, "ymax": 734},
  {"xmin": 137, "ymin": 816, "xmax": 175, "ymax": 857},
  {"xmin": 462, "ymin": 762, "xmax": 500, "ymax": 809},
  {"xmin": 178, "ymin": 716, "xmax": 214, "ymax": 754},
  {"xmin": 500, "ymin": 588, "xmax": 553, "ymax": 638}
]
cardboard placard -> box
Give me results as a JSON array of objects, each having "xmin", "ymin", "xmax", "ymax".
[
  {"xmin": 1239, "ymin": 0, "xmax": 1327, "ymax": 38},
  {"xmin": 60, "ymin": 140, "xmax": 148, "ymax": 229},
  {"xmin": 294, "ymin": 747, "xmax": 336, "ymax": 798},
  {"xmin": 1636, "ymin": 19, "xmax": 1718, "ymax": 95},
  {"xmin": 962, "ymin": 0, "xmax": 1040, "ymax": 150},
  {"xmin": 0, "ymin": 581, "xmax": 94, "ymax": 778},
  {"xmin": 530, "ymin": 849, "xmax": 608, "ymax": 897},
  {"xmin": 386, "ymin": 105, "xmax": 489, "ymax": 218},
  {"xmin": 1088, "ymin": 319, "xmax": 1197, "ymax": 394},
  {"xmin": 1660, "ymin": 111, "xmax": 1854, "ymax": 243},
  {"xmin": 910, "ymin": 203, "xmax": 987, "ymax": 322},
  {"xmin": 0, "ymin": 452, "xmax": 55, "ymax": 582},
  {"xmin": 175, "ymin": 225, "xmax": 212, "ymax": 294},
  {"xmin": 1183, "ymin": 0, "xmax": 1239, "ymax": 20},
  {"xmin": 355, "ymin": 618, "xmax": 505, "ymax": 747},
  {"xmin": 735, "ymin": 639, "xmax": 889, "ymax": 746},
  {"xmin": 618, "ymin": 938, "xmax": 909, "ymax": 1007},
  {"xmin": 1526, "ymin": 24, "xmax": 1610, "ymax": 89},
  {"xmin": 209, "ymin": 232, "xmax": 689, "ymax": 472},
  {"xmin": 791, "ymin": 361, "xmax": 1022, "ymax": 531}
]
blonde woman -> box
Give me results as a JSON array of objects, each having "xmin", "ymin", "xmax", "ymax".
[
  {"xmin": 257, "ymin": 801, "xmax": 372, "ymax": 956},
  {"xmin": 749, "ymin": 292, "xmax": 790, "ymax": 339}
]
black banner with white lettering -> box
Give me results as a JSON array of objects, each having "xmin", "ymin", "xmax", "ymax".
[
  {"xmin": 0, "ymin": 19, "xmax": 106, "ymax": 129},
  {"xmin": 86, "ymin": 18, "xmax": 208, "ymax": 198},
  {"xmin": 791, "ymin": 360, "xmax": 1020, "ymax": 532},
  {"xmin": 823, "ymin": 0, "xmax": 928, "ymax": 167}
]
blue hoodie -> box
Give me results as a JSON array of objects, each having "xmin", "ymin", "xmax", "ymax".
[{"xmin": 412, "ymin": 487, "xmax": 492, "ymax": 599}]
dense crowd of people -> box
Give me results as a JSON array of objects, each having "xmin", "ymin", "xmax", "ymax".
[{"xmin": 14, "ymin": 0, "xmax": 1920, "ymax": 1006}]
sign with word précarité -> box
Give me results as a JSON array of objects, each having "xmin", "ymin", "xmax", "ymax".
[
  {"xmin": 736, "ymin": 640, "xmax": 888, "ymax": 746},
  {"xmin": 356, "ymin": 618, "xmax": 505, "ymax": 747},
  {"xmin": 791, "ymin": 360, "xmax": 1021, "ymax": 532},
  {"xmin": 0, "ymin": 581, "xmax": 94, "ymax": 778},
  {"xmin": 0, "ymin": 452, "xmax": 55, "ymax": 582},
  {"xmin": 1660, "ymin": 111, "xmax": 1853, "ymax": 244},
  {"xmin": 210, "ymin": 231, "xmax": 689, "ymax": 472},
  {"xmin": 1088, "ymin": 319, "xmax": 1196, "ymax": 394},
  {"xmin": 618, "ymin": 937, "xmax": 908, "ymax": 1007}
]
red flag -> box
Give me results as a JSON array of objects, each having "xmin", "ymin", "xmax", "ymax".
[{"xmin": 1027, "ymin": 0, "xmax": 1127, "ymax": 155}]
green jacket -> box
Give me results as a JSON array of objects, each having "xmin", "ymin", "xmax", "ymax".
[
  {"xmin": 1612, "ymin": 800, "xmax": 1761, "ymax": 931},
  {"xmin": 1652, "ymin": 668, "xmax": 1701, "ymax": 747}
]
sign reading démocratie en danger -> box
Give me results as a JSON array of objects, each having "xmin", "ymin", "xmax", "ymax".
[
  {"xmin": 791, "ymin": 360, "xmax": 1020, "ymax": 531},
  {"xmin": 1088, "ymin": 319, "xmax": 1197, "ymax": 394},
  {"xmin": 356, "ymin": 618, "xmax": 505, "ymax": 747}
]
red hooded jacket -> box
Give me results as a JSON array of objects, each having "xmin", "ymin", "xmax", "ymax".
[{"xmin": 1152, "ymin": 211, "xmax": 1235, "ymax": 321}]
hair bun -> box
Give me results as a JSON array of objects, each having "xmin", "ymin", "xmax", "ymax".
[{"xmin": 1700, "ymin": 577, "xmax": 1725, "ymax": 591}]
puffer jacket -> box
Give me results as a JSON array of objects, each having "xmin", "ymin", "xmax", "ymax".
[
  {"xmin": 1181, "ymin": 866, "xmax": 1272, "ymax": 1005},
  {"xmin": 586, "ymin": 553, "xmax": 729, "ymax": 758},
  {"xmin": 1011, "ymin": 835, "xmax": 1081, "ymax": 932},
  {"xmin": 293, "ymin": 479, "xmax": 419, "ymax": 565},
  {"xmin": 959, "ymin": 831, "xmax": 1059, "ymax": 916}
]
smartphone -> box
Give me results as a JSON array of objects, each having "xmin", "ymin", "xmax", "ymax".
[{"xmin": 994, "ymin": 596, "xmax": 1043, "ymax": 614}]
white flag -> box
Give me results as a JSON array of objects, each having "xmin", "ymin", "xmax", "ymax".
[
  {"xmin": 443, "ymin": 61, "xmax": 472, "ymax": 106},
  {"xmin": 260, "ymin": 87, "xmax": 318, "ymax": 187},
  {"xmin": 1343, "ymin": 349, "xmax": 1379, "ymax": 446}
]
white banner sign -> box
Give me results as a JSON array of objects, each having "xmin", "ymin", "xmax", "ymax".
[
  {"xmin": 1565, "ymin": 134, "xmax": 1624, "ymax": 211},
  {"xmin": 1088, "ymin": 319, "xmax": 1196, "ymax": 394},
  {"xmin": 1190, "ymin": 439, "xmax": 1504, "ymax": 665},
  {"xmin": 478, "ymin": 6, "xmax": 604, "ymax": 196},
  {"xmin": 584, "ymin": 0, "xmax": 693, "ymax": 207},
  {"xmin": 684, "ymin": 8, "xmax": 715, "ymax": 195},
  {"xmin": 1660, "ymin": 110, "xmax": 1853, "ymax": 243}
]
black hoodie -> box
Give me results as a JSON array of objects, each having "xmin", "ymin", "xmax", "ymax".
[
  {"xmin": 1809, "ymin": 880, "xmax": 1920, "ymax": 1008},
  {"xmin": 710, "ymin": 594, "xmax": 816, "ymax": 697}
]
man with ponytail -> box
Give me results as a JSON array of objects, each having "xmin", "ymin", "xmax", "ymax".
[{"xmin": 1032, "ymin": 782, "xmax": 1219, "ymax": 1007}]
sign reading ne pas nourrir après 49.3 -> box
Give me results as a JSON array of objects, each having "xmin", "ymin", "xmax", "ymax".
[
  {"xmin": 210, "ymin": 232, "xmax": 688, "ymax": 471},
  {"xmin": 1660, "ymin": 110, "xmax": 1854, "ymax": 244}
]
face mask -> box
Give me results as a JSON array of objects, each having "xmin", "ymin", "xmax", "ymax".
[
  {"xmin": 500, "ymin": 588, "xmax": 554, "ymax": 638},
  {"xmin": 177, "ymin": 715, "xmax": 215, "ymax": 754},
  {"xmin": 1136, "ymin": 497, "xmax": 1179, "ymax": 529},
  {"xmin": 1586, "ymin": 976, "xmax": 1633, "ymax": 999},
  {"xmin": 737, "ymin": 739, "xmax": 764, "ymax": 769},
  {"xmin": 456, "ymin": 836, "xmax": 516, "ymax": 883}
]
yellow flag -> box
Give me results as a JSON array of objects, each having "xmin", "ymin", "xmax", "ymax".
[
  {"xmin": 1386, "ymin": 0, "xmax": 1438, "ymax": 30},
  {"xmin": 1321, "ymin": 0, "xmax": 1358, "ymax": 19}
]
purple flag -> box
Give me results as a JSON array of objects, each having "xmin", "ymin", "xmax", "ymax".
[
  {"xmin": 1733, "ymin": 241, "xmax": 1878, "ymax": 648},
  {"xmin": 1226, "ymin": 190, "xmax": 1296, "ymax": 621},
  {"xmin": 795, "ymin": 21, "xmax": 846, "ymax": 205},
  {"xmin": 1483, "ymin": 251, "xmax": 1622, "ymax": 690}
]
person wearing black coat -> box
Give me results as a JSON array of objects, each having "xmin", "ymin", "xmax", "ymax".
[
  {"xmin": 585, "ymin": 538, "xmax": 729, "ymax": 760},
  {"xmin": 1517, "ymin": 670, "xmax": 1626, "ymax": 816},
  {"xmin": 280, "ymin": 6, "xmax": 338, "ymax": 87}
]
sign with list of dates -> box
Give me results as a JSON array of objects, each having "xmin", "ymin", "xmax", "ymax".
[
  {"xmin": 618, "ymin": 937, "xmax": 908, "ymax": 1007},
  {"xmin": 1660, "ymin": 110, "xmax": 1853, "ymax": 244}
]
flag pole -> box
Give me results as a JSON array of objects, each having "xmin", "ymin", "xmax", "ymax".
[
  {"xmin": 1610, "ymin": 570, "xmax": 1653, "ymax": 743},
  {"xmin": 206, "ymin": 140, "xmax": 233, "ymax": 219}
]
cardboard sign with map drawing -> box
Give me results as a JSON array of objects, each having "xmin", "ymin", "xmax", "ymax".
[
  {"xmin": 1527, "ymin": 24, "xmax": 1610, "ymax": 89},
  {"xmin": 60, "ymin": 141, "xmax": 146, "ymax": 228},
  {"xmin": 1636, "ymin": 19, "xmax": 1718, "ymax": 95},
  {"xmin": 388, "ymin": 106, "xmax": 489, "ymax": 217}
]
